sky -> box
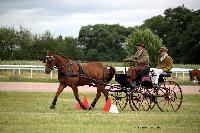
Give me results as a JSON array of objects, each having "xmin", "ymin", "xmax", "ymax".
[{"xmin": 0, "ymin": 0, "xmax": 199, "ymax": 37}]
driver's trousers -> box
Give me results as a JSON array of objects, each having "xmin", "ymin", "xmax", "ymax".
[{"xmin": 127, "ymin": 64, "xmax": 149, "ymax": 83}]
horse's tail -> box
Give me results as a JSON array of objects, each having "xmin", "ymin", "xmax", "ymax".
[{"xmin": 106, "ymin": 66, "xmax": 116, "ymax": 83}]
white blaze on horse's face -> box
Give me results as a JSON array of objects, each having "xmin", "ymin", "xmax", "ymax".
[{"xmin": 44, "ymin": 55, "xmax": 56, "ymax": 74}]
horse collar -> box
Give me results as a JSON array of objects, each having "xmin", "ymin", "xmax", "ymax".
[{"xmin": 58, "ymin": 61, "xmax": 84, "ymax": 78}]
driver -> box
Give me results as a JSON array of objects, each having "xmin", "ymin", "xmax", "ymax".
[{"xmin": 123, "ymin": 42, "xmax": 149, "ymax": 87}]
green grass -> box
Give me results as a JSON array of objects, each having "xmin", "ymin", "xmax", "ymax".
[{"xmin": 0, "ymin": 92, "xmax": 200, "ymax": 133}]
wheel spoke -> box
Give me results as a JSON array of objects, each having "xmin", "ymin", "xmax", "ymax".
[
  {"xmin": 158, "ymin": 99, "xmax": 165, "ymax": 104},
  {"xmin": 130, "ymin": 87, "xmax": 151, "ymax": 111},
  {"xmin": 170, "ymin": 101, "xmax": 175, "ymax": 111},
  {"xmin": 156, "ymin": 81, "xmax": 182, "ymax": 112},
  {"xmin": 109, "ymin": 88, "xmax": 128, "ymax": 110},
  {"xmin": 162, "ymin": 100, "xmax": 167, "ymax": 110}
]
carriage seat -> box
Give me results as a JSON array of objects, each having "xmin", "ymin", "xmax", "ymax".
[
  {"xmin": 137, "ymin": 67, "xmax": 150, "ymax": 79},
  {"xmin": 160, "ymin": 71, "xmax": 172, "ymax": 77},
  {"xmin": 158, "ymin": 71, "xmax": 172, "ymax": 84}
]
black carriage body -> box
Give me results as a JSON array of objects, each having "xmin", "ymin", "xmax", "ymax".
[
  {"xmin": 115, "ymin": 67, "xmax": 151, "ymax": 89},
  {"xmin": 115, "ymin": 74, "xmax": 131, "ymax": 88}
]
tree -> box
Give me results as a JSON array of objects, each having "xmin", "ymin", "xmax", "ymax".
[
  {"xmin": 16, "ymin": 26, "xmax": 34, "ymax": 60},
  {"xmin": 142, "ymin": 15, "xmax": 165, "ymax": 37},
  {"xmin": 0, "ymin": 27, "xmax": 19, "ymax": 60},
  {"xmin": 78, "ymin": 24, "xmax": 132, "ymax": 61},
  {"xmin": 56, "ymin": 36, "xmax": 85, "ymax": 60},
  {"xmin": 163, "ymin": 6, "xmax": 192, "ymax": 63},
  {"xmin": 141, "ymin": 6, "xmax": 200, "ymax": 64},
  {"xmin": 179, "ymin": 9, "xmax": 200, "ymax": 63},
  {"xmin": 31, "ymin": 30, "xmax": 58, "ymax": 60},
  {"xmin": 125, "ymin": 28, "xmax": 164, "ymax": 67}
]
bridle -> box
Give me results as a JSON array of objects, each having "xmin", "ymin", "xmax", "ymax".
[
  {"xmin": 44, "ymin": 54, "xmax": 70, "ymax": 72},
  {"xmin": 45, "ymin": 55, "xmax": 57, "ymax": 71}
]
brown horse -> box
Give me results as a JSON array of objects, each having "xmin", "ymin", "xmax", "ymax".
[
  {"xmin": 43, "ymin": 52, "xmax": 115, "ymax": 110},
  {"xmin": 189, "ymin": 69, "xmax": 200, "ymax": 85}
]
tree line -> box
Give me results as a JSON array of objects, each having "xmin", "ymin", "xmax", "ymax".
[{"xmin": 0, "ymin": 6, "xmax": 199, "ymax": 64}]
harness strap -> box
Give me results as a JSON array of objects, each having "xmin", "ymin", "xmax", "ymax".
[
  {"xmin": 77, "ymin": 61, "xmax": 84, "ymax": 76},
  {"xmin": 59, "ymin": 61, "xmax": 106, "ymax": 85}
]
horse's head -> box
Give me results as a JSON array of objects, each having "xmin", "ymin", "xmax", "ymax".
[
  {"xmin": 189, "ymin": 70, "xmax": 195, "ymax": 81},
  {"xmin": 43, "ymin": 52, "xmax": 57, "ymax": 74}
]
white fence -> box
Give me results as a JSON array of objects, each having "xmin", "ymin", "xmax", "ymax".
[
  {"xmin": 0, "ymin": 65, "xmax": 193, "ymax": 79},
  {"xmin": 0, "ymin": 65, "xmax": 44, "ymax": 79}
]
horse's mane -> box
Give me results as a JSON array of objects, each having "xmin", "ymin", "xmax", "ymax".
[{"xmin": 50, "ymin": 52, "xmax": 70, "ymax": 61}]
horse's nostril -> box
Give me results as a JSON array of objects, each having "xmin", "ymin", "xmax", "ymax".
[{"xmin": 45, "ymin": 68, "xmax": 51, "ymax": 74}]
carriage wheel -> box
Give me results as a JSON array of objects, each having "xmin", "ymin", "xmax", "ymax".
[
  {"xmin": 147, "ymin": 88, "xmax": 157, "ymax": 110},
  {"xmin": 109, "ymin": 90, "xmax": 128, "ymax": 110},
  {"xmin": 156, "ymin": 81, "xmax": 183, "ymax": 112},
  {"xmin": 129, "ymin": 86, "xmax": 152, "ymax": 111}
]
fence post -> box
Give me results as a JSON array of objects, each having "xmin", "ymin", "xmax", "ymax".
[
  {"xmin": 12, "ymin": 69, "xmax": 15, "ymax": 75},
  {"xmin": 182, "ymin": 71, "xmax": 185, "ymax": 80},
  {"xmin": 30, "ymin": 68, "xmax": 33, "ymax": 78},
  {"xmin": 18, "ymin": 68, "xmax": 21, "ymax": 76},
  {"xmin": 50, "ymin": 71, "xmax": 53, "ymax": 79}
]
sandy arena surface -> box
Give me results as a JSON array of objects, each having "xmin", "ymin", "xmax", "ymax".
[{"xmin": 0, "ymin": 82, "xmax": 199, "ymax": 94}]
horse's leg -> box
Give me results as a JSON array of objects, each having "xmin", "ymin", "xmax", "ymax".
[
  {"xmin": 89, "ymin": 84, "xmax": 109, "ymax": 110},
  {"xmin": 71, "ymin": 85, "xmax": 87, "ymax": 110},
  {"xmin": 101, "ymin": 85, "xmax": 109, "ymax": 101},
  {"xmin": 50, "ymin": 83, "xmax": 66, "ymax": 109},
  {"xmin": 89, "ymin": 84, "xmax": 102, "ymax": 110}
]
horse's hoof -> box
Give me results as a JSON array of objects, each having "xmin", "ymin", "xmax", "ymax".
[
  {"xmin": 82, "ymin": 106, "xmax": 88, "ymax": 110},
  {"xmin": 50, "ymin": 105, "xmax": 55, "ymax": 109},
  {"xmin": 88, "ymin": 106, "xmax": 94, "ymax": 110}
]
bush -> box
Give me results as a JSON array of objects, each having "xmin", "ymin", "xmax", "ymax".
[{"xmin": 125, "ymin": 28, "xmax": 164, "ymax": 67}]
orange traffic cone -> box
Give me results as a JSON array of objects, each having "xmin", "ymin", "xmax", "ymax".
[
  {"xmin": 75, "ymin": 95, "xmax": 90, "ymax": 110},
  {"xmin": 103, "ymin": 96, "xmax": 119, "ymax": 113},
  {"xmin": 83, "ymin": 95, "xmax": 90, "ymax": 108},
  {"xmin": 103, "ymin": 97, "xmax": 111, "ymax": 112},
  {"xmin": 75, "ymin": 103, "xmax": 82, "ymax": 110}
]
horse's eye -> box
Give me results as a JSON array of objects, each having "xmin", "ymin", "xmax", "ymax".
[{"xmin": 43, "ymin": 59, "xmax": 46, "ymax": 63}]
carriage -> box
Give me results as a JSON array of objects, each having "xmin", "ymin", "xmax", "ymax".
[
  {"xmin": 44, "ymin": 52, "xmax": 182, "ymax": 112},
  {"xmin": 106, "ymin": 67, "xmax": 183, "ymax": 112}
]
